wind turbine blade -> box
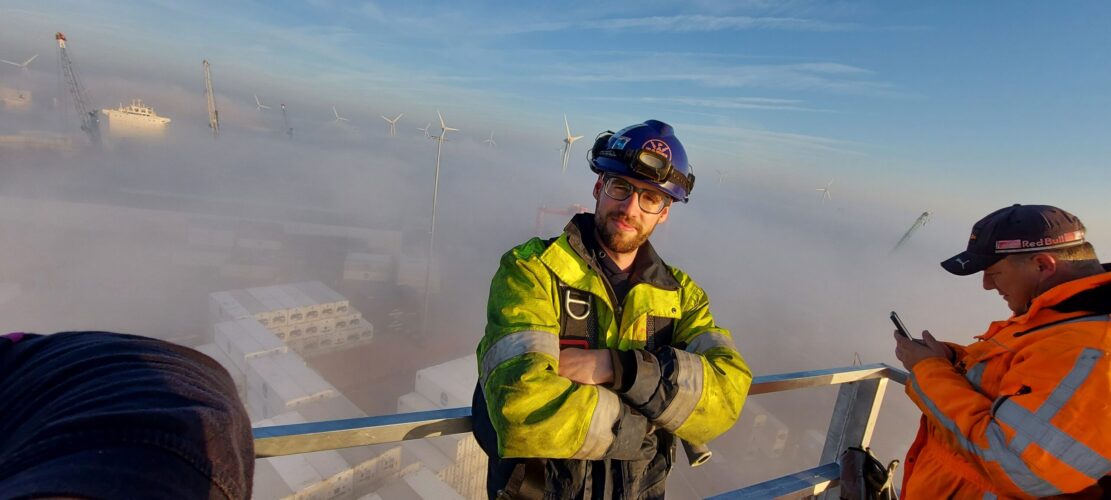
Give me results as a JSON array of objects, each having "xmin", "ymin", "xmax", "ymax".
[
  {"xmin": 564, "ymin": 114, "xmax": 571, "ymax": 137},
  {"xmin": 437, "ymin": 110, "xmax": 447, "ymax": 129},
  {"xmin": 381, "ymin": 115, "xmax": 390, "ymax": 122},
  {"xmin": 443, "ymin": 126, "xmax": 459, "ymax": 132},
  {"xmin": 23, "ymin": 54, "xmax": 38, "ymax": 66},
  {"xmin": 0, "ymin": 59, "xmax": 19, "ymax": 67},
  {"xmin": 395, "ymin": 113, "xmax": 403, "ymax": 121}
]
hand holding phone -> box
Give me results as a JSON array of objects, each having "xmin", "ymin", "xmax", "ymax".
[{"xmin": 890, "ymin": 311, "xmax": 916, "ymax": 340}]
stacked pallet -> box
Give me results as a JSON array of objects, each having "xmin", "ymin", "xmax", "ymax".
[{"xmin": 209, "ymin": 281, "xmax": 373, "ymax": 357}]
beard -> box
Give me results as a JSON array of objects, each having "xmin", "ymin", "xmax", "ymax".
[{"xmin": 595, "ymin": 211, "xmax": 655, "ymax": 254}]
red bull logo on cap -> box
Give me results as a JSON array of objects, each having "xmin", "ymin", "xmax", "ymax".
[{"xmin": 995, "ymin": 230, "xmax": 1085, "ymax": 253}]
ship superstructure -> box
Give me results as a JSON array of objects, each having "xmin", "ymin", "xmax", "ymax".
[{"xmin": 101, "ymin": 99, "xmax": 171, "ymax": 137}]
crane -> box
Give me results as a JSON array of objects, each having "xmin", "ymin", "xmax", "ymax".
[
  {"xmin": 203, "ymin": 60, "xmax": 219, "ymax": 138},
  {"xmin": 54, "ymin": 32, "xmax": 101, "ymax": 147},
  {"xmin": 892, "ymin": 211, "xmax": 932, "ymax": 253}
]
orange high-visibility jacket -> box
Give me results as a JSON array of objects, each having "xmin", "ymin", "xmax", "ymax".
[{"xmin": 902, "ymin": 268, "xmax": 1111, "ymax": 499}]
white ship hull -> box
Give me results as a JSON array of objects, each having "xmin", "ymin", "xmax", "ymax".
[{"xmin": 101, "ymin": 100, "xmax": 171, "ymax": 138}]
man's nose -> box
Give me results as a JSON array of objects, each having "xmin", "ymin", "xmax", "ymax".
[
  {"xmin": 618, "ymin": 192, "xmax": 641, "ymax": 215},
  {"xmin": 982, "ymin": 273, "xmax": 994, "ymax": 290}
]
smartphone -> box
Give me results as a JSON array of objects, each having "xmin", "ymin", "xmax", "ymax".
[{"xmin": 890, "ymin": 311, "xmax": 915, "ymax": 340}]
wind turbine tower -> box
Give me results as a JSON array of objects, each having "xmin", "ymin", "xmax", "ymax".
[
  {"xmin": 54, "ymin": 32, "xmax": 100, "ymax": 147},
  {"xmin": 203, "ymin": 60, "xmax": 219, "ymax": 138},
  {"xmin": 281, "ymin": 103, "xmax": 293, "ymax": 140},
  {"xmin": 560, "ymin": 114, "xmax": 584, "ymax": 174},
  {"xmin": 422, "ymin": 110, "xmax": 459, "ymax": 335},
  {"xmin": 381, "ymin": 113, "xmax": 403, "ymax": 136}
]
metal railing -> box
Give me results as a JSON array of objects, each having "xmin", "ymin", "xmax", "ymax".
[{"xmin": 253, "ymin": 363, "xmax": 908, "ymax": 499}]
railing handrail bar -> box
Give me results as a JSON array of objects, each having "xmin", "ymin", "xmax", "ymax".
[{"xmin": 253, "ymin": 363, "xmax": 907, "ymax": 458}]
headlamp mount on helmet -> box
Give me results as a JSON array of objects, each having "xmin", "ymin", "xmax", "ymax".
[{"xmin": 588, "ymin": 130, "xmax": 696, "ymax": 198}]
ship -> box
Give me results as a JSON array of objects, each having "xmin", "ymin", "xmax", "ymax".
[{"xmin": 100, "ymin": 99, "xmax": 171, "ymax": 137}]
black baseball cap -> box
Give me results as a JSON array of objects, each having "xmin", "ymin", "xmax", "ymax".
[{"xmin": 941, "ymin": 204, "xmax": 1087, "ymax": 276}]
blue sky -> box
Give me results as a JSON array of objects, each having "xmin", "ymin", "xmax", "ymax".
[{"xmin": 2, "ymin": 1, "xmax": 1110, "ymax": 229}]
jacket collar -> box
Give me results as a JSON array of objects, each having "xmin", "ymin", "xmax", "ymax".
[
  {"xmin": 980, "ymin": 265, "xmax": 1111, "ymax": 339},
  {"xmin": 1018, "ymin": 265, "xmax": 1111, "ymax": 320},
  {"xmin": 556, "ymin": 213, "xmax": 680, "ymax": 291}
]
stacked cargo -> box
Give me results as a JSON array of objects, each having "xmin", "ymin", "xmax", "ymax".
[
  {"xmin": 395, "ymin": 354, "xmax": 485, "ymax": 499},
  {"xmin": 246, "ymin": 351, "xmax": 337, "ymax": 418},
  {"xmin": 252, "ymin": 394, "xmax": 411, "ymax": 499},
  {"xmin": 254, "ymin": 412, "xmax": 354, "ymax": 500},
  {"xmin": 212, "ymin": 318, "xmax": 288, "ymax": 375},
  {"xmin": 208, "ymin": 281, "xmax": 373, "ymax": 357}
]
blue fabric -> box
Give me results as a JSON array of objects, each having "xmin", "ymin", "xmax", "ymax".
[{"xmin": 0, "ymin": 331, "xmax": 254, "ymax": 499}]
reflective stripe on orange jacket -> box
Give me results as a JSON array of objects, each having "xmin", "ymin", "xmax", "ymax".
[{"xmin": 902, "ymin": 269, "xmax": 1111, "ymax": 499}]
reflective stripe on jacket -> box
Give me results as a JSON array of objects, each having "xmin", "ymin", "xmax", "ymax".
[
  {"xmin": 476, "ymin": 216, "xmax": 751, "ymax": 461},
  {"xmin": 902, "ymin": 269, "xmax": 1111, "ymax": 499}
]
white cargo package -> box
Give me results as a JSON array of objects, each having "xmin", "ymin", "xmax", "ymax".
[
  {"xmin": 209, "ymin": 290, "xmax": 251, "ymax": 324},
  {"xmin": 414, "ymin": 355, "xmax": 477, "ymax": 409},
  {"xmin": 255, "ymin": 416, "xmax": 325, "ymax": 493},
  {"xmin": 397, "ymin": 392, "xmax": 438, "ymax": 414},
  {"xmin": 283, "ymin": 284, "xmax": 325, "ymax": 321},
  {"xmin": 248, "ymin": 286, "xmax": 288, "ymax": 325},
  {"xmin": 193, "ymin": 342, "xmax": 245, "ymax": 389},
  {"xmin": 239, "ymin": 318, "xmax": 287, "ymax": 356},
  {"xmin": 226, "ymin": 289, "xmax": 274, "ymax": 325}
]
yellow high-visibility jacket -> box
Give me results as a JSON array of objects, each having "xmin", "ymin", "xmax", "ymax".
[
  {"xmin": 902, "ymin": 267, "xmax": 1111, "ymax": 499},
  {"xmin": 476, "ymin": 214, "xmax": 751, "ymax": 461}
]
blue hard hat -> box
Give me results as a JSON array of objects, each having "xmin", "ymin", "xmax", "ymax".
[{"xmin": 588, "ymin": 119, "xmax": 695, "ymax": 202}]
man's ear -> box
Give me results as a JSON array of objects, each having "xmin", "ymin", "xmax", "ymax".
[
  {"xmin": 1031, "ymin": 253, "xmax": 1058, "ymax": 277},
  {"xmin": 593, "ymin": 175, "xmax": 604, "ymax": 200}
]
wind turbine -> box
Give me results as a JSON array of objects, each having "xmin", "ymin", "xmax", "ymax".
[
  {"xmin": 0, "ymin": 54, "xmax": 37, "ymax": 69},
  {"xmin": 715, "ymin": 168, "xmax": 727, "ymax": 184},
  {"xmin": 254, "ymin": 94, "xmax": 271, "ymax": 111},
  {"xmin": 816, "ymin": 179, "xmax": 833, "ymax": 202},
  {"xmin": 422, "ymin": 110, "xmax": 459, "ymax": 336},
  {"xmin": 484, "ymin": 131, "xmax": 496, "ymax": 148},
  {"xmin": 560, "ymin": 114, "xmax": 584, "ymax": 174},
  {"xmin": 381, "ymin": 113, "xmax": 403, "ymax": 136},
  {"xmin": 332, "ymin": 106, "xmax": 349, "ymax": 123},
  {"xmin": 417, "ymin": 122, "xmax": 431, "ymax": 138}
]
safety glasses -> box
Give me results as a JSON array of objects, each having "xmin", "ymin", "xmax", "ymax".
[{"xmin": 602, "ymin": 176, "xmax": 671, "ymax": 214}]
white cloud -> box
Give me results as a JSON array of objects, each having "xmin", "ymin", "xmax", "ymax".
[
  {"xmin": 587, "ymin": 96, "xmax": 819, "ymax": 112},
  {"xmin": 494, "ymin": 14, "xmax": 856, "ymax": 35}
]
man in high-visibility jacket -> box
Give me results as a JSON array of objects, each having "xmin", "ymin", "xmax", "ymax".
[
  {"xmin": 895, "ymin": 204, "xmax": 1111, "ymax": 499},
  {"xmin": 474, "ymin": 120, "xmax": 751, "ymax": 499}
]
